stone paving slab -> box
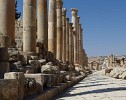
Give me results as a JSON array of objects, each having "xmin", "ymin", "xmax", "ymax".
[{"xmin": 54, "ymin": 71, "xmax": 126, "ymax": 100}]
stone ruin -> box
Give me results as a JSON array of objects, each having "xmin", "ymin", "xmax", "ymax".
[{"xmin": 0, "ymin": 0, "xmax": 89, "ymax": 99}]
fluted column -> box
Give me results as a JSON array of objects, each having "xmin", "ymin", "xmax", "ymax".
[
  {"xmin": 56, "ymin": 0, "xmax": 63, "ymax": 60},
  {"xmin": 48, "ymin": 0, "xmax": 56, "ymax": 58},
  {"xmin": 66, "ymin": 18, "xmax": 69, "ymax": 62},
  {"xmin": 23, "ymin": 0, "xmax": 36, "ymax": 53},
  {"xmin": 69, "ymin": 23, "xmax": 73, "ymax": 63},
  {"xmin": 71, "ymin": 8, "xmax": 78, "ymax": 63},
  {"xmin": 62, "ymin": 8, "xmax": 67, "ymax": 62},
  {"xmin": 37, "ymin": 0, "xmax": 48, "ymax": 52},
  {"xmin": 77, "ymin": 16, "xmax": 80, "ymax": 62}
]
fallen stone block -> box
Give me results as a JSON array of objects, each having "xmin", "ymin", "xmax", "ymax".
[
  {"xmin": 25, "ymin": 74, "xmax": 44, "ymax": 92},
  {"xmin": 42, "ymin": 74, "xmax": 57, "ymax": 88},
  {"xmin": 4, "ymin": 72, "xmax": 25, "ymax": 100}
]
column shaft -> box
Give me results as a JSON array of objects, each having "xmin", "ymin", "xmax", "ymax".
[
  {"xmin": 37, "ymin": 0, "xmax": 48, "ymax": 51},
  {"xmin": 77, "ymin": 16, "xmax": 80, "ymax": 62},
  {"xmin": 66, "ymin": 18, "xmax": 69, "ymax": 61},
  {"xmin": 71, "ymin": 8, "xmax": 78, "ymax": 63},
  {"xmin": 56, "ymin": 0, "xmax": 63, "ymax": 60},
  {"xmin": 23, "ymin": 0, "xmax": 36, "ymax": 53},
  {"xmin": 69, "ymin": 23, "xmax": 73, "ymax": 63},
  {"xmin": 48, "ymin": 0, "xmax": 56, "ymax": 57},
  {"xmin": 0, "ymin": 0, "xmax": 9, "ymax": 36},
  {"xmin": 62, "ymin": 8, "xmax": 67, "ymax": 62},
  {"xmin": 78, "ymin": 24, "xmax": 82, "ymax": 65},
  {"xmin": 0, "ymin": 0, "xmax": 10, "ymax": 78},
  {"xmin": 8, "ymin": 0, "xmax": 15, "ymax": 46}
]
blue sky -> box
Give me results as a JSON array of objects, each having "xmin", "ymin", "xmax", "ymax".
[{"xmin": 17, "ymin": 0, "xmax": 126, "ymax": 57}]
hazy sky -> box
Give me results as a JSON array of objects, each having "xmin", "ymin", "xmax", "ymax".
[{"xmin": 17, "ymin": 0, "xmax": 126, "ymax": 57}]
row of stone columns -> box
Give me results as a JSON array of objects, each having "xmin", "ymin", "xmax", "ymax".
[
  {"xmin": 0, "ymin": 0, "xmax": 87, "ymax": 73},
  {"xmin": 22, "ymin": 0, "xmax": 86, "ymax": 67}
]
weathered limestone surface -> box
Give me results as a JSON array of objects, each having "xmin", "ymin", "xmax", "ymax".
[
  {"xmin": 25, "ymin": 74, "xmax": 44, "ymax": 92},
  {"xmin": 78, "ymin": 24, "xmax": 82, "ymax": 65},
  {"xmin": 66, "ymin": 18, "xmax": 69, "ymax": 62},
  {"xmin": 62, "ymin": 8, "xmax": 67, "ymax": 62},
  {"xmin": 48, "ymin": 0, "xmax": 56, "ymax": 58},
  {"xmin": 8, "ymin": 0, "xmax": 15, "ymax": 46},
  {"xmin": 37, "ymin": 0, "xmax": 48, "ymax": 53},
  {"xmin": 0, "ymin": 0, "xmax": 9, "ymax": 36},
  {"xmin": 69, "ymin": 23, "xmax": 73, "ymax": 63},
  {"xmin": 56, "ymin": 0, "xmax": 63, "ymax": 60},
  {"xmin": 0, "ymin": 1, "xmax": 11, "ymax": 79},
  {"xmin": 23, "ymin": 0, "xmax": 36, "ymax": 53},
  {"xmin": 77, "ymin": 16, "xmax": 80, "ymax": 62},
  {"xmin": 42, "ymin": 74, "xmax": 57, "ymax": 87},
  {"xmin": 71, "ymin": 8, "xmax": 78, "ymax": 63},
  {"xmin": 4, "ymin": 72, "xmax": 25, "ymax": 100},
  {"xmin": 0, "ymin": 79, "xmax": 18, "ymax": 100}
]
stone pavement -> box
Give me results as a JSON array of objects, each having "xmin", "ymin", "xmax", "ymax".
[{"xmin": 54, "ymin": 71, "xmax": 126, "ymax": 100}]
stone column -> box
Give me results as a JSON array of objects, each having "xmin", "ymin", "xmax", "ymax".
[
  {"xmin": 80, "ymin": 28, "xmax": 84, "ymax": 66},
  {"xmin": 77, "ymin": 16, "xmax": 80, "ymax": 62},
  {"xmin": 23, "ymin": 0, "xmax": 36, "ymax": 53},
  {"xmin": 78, "ymin": 24, "xmax": 82, "ymax": 65},
  {"xmin": 48, "ymin": 0, "xmax": 56, "ymax": 58},
  {"xmin": 62, "ymin": 8, "xmax": 67, "ymax": 62},
  {"xmin": 8, "ymin": 0, "xmax": 15, "ymax": 46},
  {"xmin": 0, "ymin": 0, "xmax": 10, "ymax": 78},
  {"xmin": 56, "ymin": 0, "xmax": 63, "ymax": 61},
  {"xmin": 37, "ymin": 0, "xmax": 48, "ymax": 58},
  {"xmin": 69, "ymin": 23, "xmax": 73, "ymax": 63},
  {"xmin": 66, "ymin": 18, "xmax": 69, "ymax": 62},
  {"xmin": 71, "ymin": 8, "xmax": 78, "ymax": 63}
]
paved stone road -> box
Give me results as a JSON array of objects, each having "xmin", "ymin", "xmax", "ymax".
[{"xmin": 54, "ymin": 71, "xmax": 126, "ymax": 100}]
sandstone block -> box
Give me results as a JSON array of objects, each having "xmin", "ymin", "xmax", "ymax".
[
  {"xmin": 25, "ymin": 74, "xmax": 44, "ymax": 92},
  {"xmin": 4, "ymin": 72, "xmax": 25, "ymax": 100},
  {"xmin": 0, "ymin": 79, "xmax": 18, "ymax": 100},
  {"xmin": 42, "ymin": 74, "xmax": 56, "ymax": 88}
]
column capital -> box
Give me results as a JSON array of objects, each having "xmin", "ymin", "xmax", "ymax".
[
  {"xmin": 73, "ymin": 31, "xmax": 76, "ymax": 35},
  {"xmin": 77, "ymin": 16, "xmax": 80, "ymax": 22},
  {"xmin": 56, "ymin": 0, "xmax": 63, "ymax": 9},
  {"xmin": 62, "ymin": 8, "xmax": 67, "ymax": 16},
  {"xmin": 69, "ymin": 23, "xmax": 73, "ymax": 29},
  {"xmin": 71, "ymin": 8, "xmax": 78, "ymax": 16},
  {"xmin": 66, "ymin": 18, "xmax": 69, "ymax": 21}
]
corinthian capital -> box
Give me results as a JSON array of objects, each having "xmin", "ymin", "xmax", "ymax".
[
  {"xmin": 71, "ymin": 8, "xmax": 78, "ymax": 16},
  {"xmin": 62, "ymin": 8, "xmax": 67, "ymax": 16},
  {"xmin": 56, "ymin": 0, "xmax": 63, "ymax": 9}
]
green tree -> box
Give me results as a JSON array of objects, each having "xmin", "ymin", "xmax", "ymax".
[{"xmin": 15, "ymin": 0, "xmax": 21, "ymax": 20}]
